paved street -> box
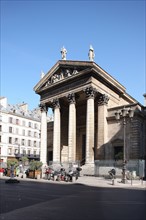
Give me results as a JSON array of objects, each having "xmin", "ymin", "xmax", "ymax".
[{"xmin": 0, "ymin": 176, "xmax": 146, "ymax": 220}]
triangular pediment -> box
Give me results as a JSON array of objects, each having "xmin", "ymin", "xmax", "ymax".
[{"xmin": 34, "ymin": 60, "xmax": 94, "ymax": 93}]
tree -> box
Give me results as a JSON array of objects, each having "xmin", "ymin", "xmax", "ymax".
[
  {"xmin": 7, "ymin": 159, "xmax": 19, "ymax": 169},
  {"xmin": 20, "ymin": 156, "xmax": 29, "ymax": 166},
  {"xmin": 29, "ymin": 160, "xmax": 43, "ymax": 171}
]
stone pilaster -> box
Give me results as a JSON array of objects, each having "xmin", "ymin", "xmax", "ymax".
[
  {"xmin": 67, "ymin": 93, "xmax": 76, "ymax": 162},
  {"xmin": 52, "ymin": 98, "xmax": 61, "ymax": 162},
  {"xmin": 97, "ymin": 94, "xmax": 109, "ymax": 159},
  {"xmin": 84, "ymin": 86, "xmax": 96, "ymax": 164},
  {"xmin": 39, "ymin": 104, "xmax": 48, "ymax": 165}
]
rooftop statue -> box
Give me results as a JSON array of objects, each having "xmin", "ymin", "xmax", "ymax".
[
  {"xmin": 88, "ymin": 45, "xmax": 95, "ymax": 61},
  {"xmin": 60, "ymin": 46, "xmax": 67, "ymax": 60}
]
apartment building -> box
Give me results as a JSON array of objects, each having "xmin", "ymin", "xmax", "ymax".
[{"xmin": 0, "ymin": 97, "xmax": 43, "ymax": 164}]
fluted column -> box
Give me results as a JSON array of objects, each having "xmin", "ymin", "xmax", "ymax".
[
  {"xmin": 40, "ymin": 104, "xmax": 48, "ymax": 165},
  {"xmin": 85, "ymin": 86, "xmax": 96, "ymax": 164},
  {"xmin": 52, "ymin": 98, "xmax": 61, "ymax": 162},
  {"xmin": 67, "ymin": 93, "xmax": 76, "ymax": 162},
  {"xmin": 97, "ymin": 94, "xmax": 109, "ymax": 159}
]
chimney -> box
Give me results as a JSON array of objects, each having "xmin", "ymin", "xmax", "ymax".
[{"xmin": 19, "ymin": 102, "xmax": 28, "ymax": 112}]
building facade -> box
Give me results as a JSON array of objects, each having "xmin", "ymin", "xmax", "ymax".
[
  {"xmin": 34, "ymin": 48, "xmax": 146, "ymax": 172},
  {"xmin": 0, "ymin": 97, "xmax": 43, "ymax": 164}
]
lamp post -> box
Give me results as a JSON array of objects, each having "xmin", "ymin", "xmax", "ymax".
[{"xmin": 115, "ymin": 107, "xmax": 134, "ymax": 183}]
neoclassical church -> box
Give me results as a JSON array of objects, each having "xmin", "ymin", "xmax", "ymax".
[{"xmin": 34, "ymin": 46, "xmax": 146, "ymax": 172}]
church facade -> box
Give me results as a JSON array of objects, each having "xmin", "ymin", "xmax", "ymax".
[{"xmin": 34, "ymin": 47, "xmax": 146, "ymax": 171}]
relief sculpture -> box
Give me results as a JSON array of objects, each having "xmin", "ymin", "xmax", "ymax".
[{"xmin": 45, "ymin": 68, "xmax": 79, "ymax": 87}]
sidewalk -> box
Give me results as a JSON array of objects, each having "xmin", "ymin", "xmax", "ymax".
[
  {"xmin": 75, "ymin": 176, "xmax": 146, "ymax": 189},
  {"xmin": 1, "ymin": 175, "xmax": 146, "ymax": 189}
]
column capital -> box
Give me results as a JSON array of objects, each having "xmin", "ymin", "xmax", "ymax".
[
  {"xmin": 39, "ymin": 103, "xmax": 48, "ymax": 113},
  {"xmin": 84, "ymin": 86, "xmax": 96, "ymax": 99},
  {"xmin": 67, "ymin": 93, "xmax": 76, "ymax": 104},
  {"xmin": 98, "ymin": 94, "xmax": 109, "ymax": 105},
  {"xmin": 52, "ymin": 98, "xmax": 60, "ymax": 109}
]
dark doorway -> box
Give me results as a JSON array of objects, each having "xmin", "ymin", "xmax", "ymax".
[
  {"xmin": 114, "ymin": 146, "xmax": 123, "ymax": 160},
  {"xmin": 82, "ymin": 134, "xmax": 86, "ymax": 165}
]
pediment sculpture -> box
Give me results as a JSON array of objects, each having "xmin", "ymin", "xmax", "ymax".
[{"xmin": 44, "ymin": 68, "xmax": 79, "ymax": 87}]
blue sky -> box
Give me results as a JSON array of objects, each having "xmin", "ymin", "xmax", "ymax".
[{"xmin": 1, "ymin": 0, "xmax": 146, "ymax": 110}]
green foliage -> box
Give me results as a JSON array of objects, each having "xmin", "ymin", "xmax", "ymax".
[
  {"xmin": 7, "ymin": 159, "xmax": 19, "ymax": 168},
  {"xmin": 29, "ymin": 160, "xmax": 43, "ymax": 171},
  {"xmin": 20, "ymin": 156, "xmax": 29, "ymax": 165}
]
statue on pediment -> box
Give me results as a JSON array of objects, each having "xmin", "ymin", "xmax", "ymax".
[
  {"xmin": 88, "ymin": 45, "xmax": 95, "ymax": 61},
  {"xmin": 61, "ymin": 46, "xmax": 67, "ymax": 60}
]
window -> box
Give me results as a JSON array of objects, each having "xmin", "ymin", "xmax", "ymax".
[
  {"xmin": 28, "ymin": 130, "xmax": 31, "ymax": 136},
  {"xmin": 0, "ymin": 125, "xmax": 2, "ymax": 132},
  {"xmin": 34, "ymin": 132, "xmax": 37, "ymax": 138},
  {"xmin": 28, "ymin": 150, "xmax": 31, "ymax": 155},
  {"xmin": 0, "ymin": 136, "xmax": 1, "ymax": 143},
  {"xmin": 34, "ymin": 141, "xmax": 37, "ymax": 147},
  {"xmin": 15, "ymin": 149, "xmax": 18, "ymax": 154},
  {"xmin": 34, "ymin": 123, "xmax": 38, "ymax": 129},
  {"xmin": 8, "ymin": 148, "xmax": 12, "ymax": 155},
  {"xmin": 9, "ymin": 127, "xmax": 13, "ymax": 133},
  {"xmin": 28, "ymin": 122, "xmax": 31, "ymax": 127},
  {"xmin": 9, "ymin": 137, "xmax": 12, "ymax": 144},
  {"xmin": 15, "ymin": 138, "xmax": 18, "ymax": 144},
  {"xmin": 21, "ymin": 139, "xmax": 25, "ymax": 146},
  {"xmin": 23, "ymin": 149, "xmax": 26, "ymax": 155},
  {"xmin": 16, "ymin": 119, "xmax": 19, "ymax": 125},
  {"xmin": 28, "ymin": 140, "xmax": 31, "ymax": 146},
  {"xmin": 34, "ymin": 151, "xmax": 36, "ymax": 156},
  {"xmin": 9, "ymin": 117, "xmax": 13, "ymax": 123}
]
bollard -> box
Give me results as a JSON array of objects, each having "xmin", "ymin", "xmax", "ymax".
[
  {"xmin": 112, "ymin": 178, "xmax": 115, "ymax": 185},
  {"xmin": 72, "ymin": 176, "xmax": 76, "ymax": 182},
  {"xmin": 54, "ymin": 175, "xmax": 57, "ymax": 181}
]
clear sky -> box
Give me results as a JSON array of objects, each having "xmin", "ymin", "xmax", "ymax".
[{"xmin": 1, "ymin": 0, "xmax": 146, "ymax": 110}]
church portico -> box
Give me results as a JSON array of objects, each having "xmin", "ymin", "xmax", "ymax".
[
  {"xmin": 39, "ymin": 87, "xmax": 109, "ymax": 166},
  {"xmin": 34, "ymin": 47, "xmax": 145, "ymax": 175}
]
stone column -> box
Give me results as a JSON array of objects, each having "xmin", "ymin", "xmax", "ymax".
[
  {"xmin": 52, "ymin": 98, "xmax": 61, "ymax": 163},
  {"xmin": 84, "ymin": 86, "xmax": 96, "ymax": 164},
  {"xmin": 97, "ymin": 94, "xmax": 109, "ymax": 159},
  {"xmin": 67, "ymin": 93, "xmax": 76, "ymax": 162},
  {"xmin": 40, "ymin": 104, "xmax": 48, "ymax": 166}
]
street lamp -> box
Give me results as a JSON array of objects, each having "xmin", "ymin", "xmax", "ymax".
[{"xmin": 115, "ymin": 107, "xmax": 134, "ymax": 183}]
